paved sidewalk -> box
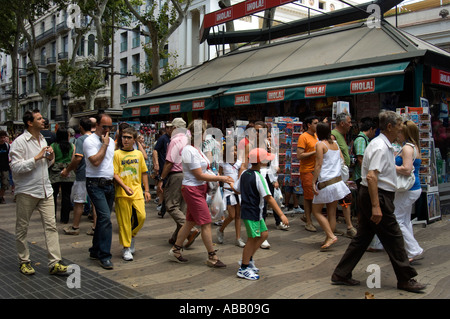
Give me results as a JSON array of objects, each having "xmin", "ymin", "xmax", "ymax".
[{"xmin": 0, "ymin": 192, "xmax": 449, "ymax": 300}]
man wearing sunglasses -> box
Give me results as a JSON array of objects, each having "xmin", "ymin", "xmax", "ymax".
[{"xmin": 83, "ymin": 113, "xmax": 116, "ymax": 269}]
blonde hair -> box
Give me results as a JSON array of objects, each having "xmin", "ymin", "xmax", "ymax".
[{"xmin": 402, "ymin": 120, "xmax": 420, "ymax": 152}]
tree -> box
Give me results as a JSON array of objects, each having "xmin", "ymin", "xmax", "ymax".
[{"xmin": 124, "ymin": 0, "xmax": 191, "ymax": 88}]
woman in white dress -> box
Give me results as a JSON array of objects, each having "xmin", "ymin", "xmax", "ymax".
[{"xmin": 312, "ymin": 122, "xmax": 351, "ymax": 250}]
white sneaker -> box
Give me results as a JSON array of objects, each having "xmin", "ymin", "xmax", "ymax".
[
  {"xmin": 130, "ymin": 238, "xmax": 135, "ymax": 254},
  {"xmin": 122, "ymin": 248, "xmax": 133, "ymax": 261},
  {"xmin": 156, "ymin": 204, "xmax": 162, "ymax": 211},
  {"xmin": 238, "ymin": 259, "xmax": 259, "ymax": 273},
  {"xmin": 277, "ymin": 222, "xmax": 289, "ymax": 231},
  {"xmin": 237, "ymin": 267, "xmax": 259, "ymax": 280},
  {"xmin": 260, "ymin": 239, "xmax": 270, "ymax": 249},
  {"xmin": 217, "ymin": 228, "xmax": 224, "ymax": 244},
  {"xmin": 293, "ymin": 206, "xmax": 304, "ymax": 213},
  {"xmin": 235, "ymin": 238, "xmax": 246, "ymax": 248}
]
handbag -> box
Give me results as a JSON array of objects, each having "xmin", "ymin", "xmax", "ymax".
[{"xmin": 396, "ymin": 143, "xmax": 416, "ymax": 192}]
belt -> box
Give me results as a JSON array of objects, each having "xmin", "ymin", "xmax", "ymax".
[
  {"xmin": 167, "ymin": 171, "xmax": 183, "ymax": 176},
  {"xmin": 317, "ymin": 176, "xmax": 342, "ymax": 190},
  {"xmin": 86, "ymin": 177, "xmax": 114, "ymax": 186}
]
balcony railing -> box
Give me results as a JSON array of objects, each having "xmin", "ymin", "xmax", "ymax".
[
  {"xmin": 58, "ymin": 52, "xmax": 69, "ymax": 60},
  {"xmin": 120, "ymin": 42, "xmax": 128, "ymax": 52}
]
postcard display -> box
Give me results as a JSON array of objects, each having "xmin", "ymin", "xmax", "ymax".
[
  {"xmin": 397, "ymin": 104, "xmax": 441, "ymax": 223},
  {"xmin": 266, "ymin": 117, "xmax": 303, "ymax": 194}
]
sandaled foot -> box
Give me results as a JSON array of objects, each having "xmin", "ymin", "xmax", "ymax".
[
  {"xmin": 206, "ymin": 251, "xmax": 226, "ymax": 268},
  {"xmin": 320, "ymin": 236, "xmax": 338, "ymax": 251},
  {"xmin": 169, "ymin": 245, "xmax": 188, "ymax": 263}
]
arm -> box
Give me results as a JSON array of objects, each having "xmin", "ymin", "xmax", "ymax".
[
  {"xmin": 10, "ymin": 143, "xmax": 49, "ymax": 174},
  {"xmin": 396, "ymin": 145, "xmax": 414, "ymax": 176},
  {"xmin": 61, "ymin": 144, "xmax": 79, "ymax": 177},
  {"xmin": 366, "ymin": 169, "xmax": 382, "ymax": 225},
  {"xmin": 113, "ymin": 173, "xmax": 133, "ymax": 196},
  {"xmin": 152, "ymin": 150, "xmax": 159, "ymax": 174},
  {"xmin": 137, "ymin": 141, "xmax": 148, "ymax": 160},
  {"xmin": 156, "ymin": 160, "xmax": 174, "ymax": 193},
  {"xmin": 296, "ymin": 147, "xmax": 316, "ymax": 160},
  {"xmin": 142, "ymin": 172, "xmax": 152, "ymax": 202},
  {"xmin": 88, "ymin": 133, "xmax": 111, "ymax": 167},
  {"xmin": 312, "ymin": 143, "xmax": 323, "ymax": 195},
  {"xmin": 265, "ymin": 195, "xmax": 289, "ymax": 226},
  {"xmin": 190, "ymin": 167, "xmax": 233, "ymax": 184}
]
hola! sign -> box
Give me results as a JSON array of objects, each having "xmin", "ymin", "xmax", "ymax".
[
  {"xmin": 431, "ymin": 68, "xmax": 450, "ymax": 87},
  {"xmin": 350, "ymin": 78, "xmax": 375, "ymax": 94},
  {"xmin": 205, "ymin": 0, "xmax": 295, "ymax": 29}
]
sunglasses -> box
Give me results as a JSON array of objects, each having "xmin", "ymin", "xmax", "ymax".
[
  {"xmin": 102, "ymin": 125, "xmax": 113, "ymax": 130},
  {"xmin": 122, "ymin": 135, "xmax": 133, "ymax": 140}
]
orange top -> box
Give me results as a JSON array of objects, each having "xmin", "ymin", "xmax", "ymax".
[{"xmin": 297, "ymin": 132, "xmax": 318, "ymax": 172}]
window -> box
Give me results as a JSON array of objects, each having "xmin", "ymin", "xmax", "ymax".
[
  {"xmin": 120, "ymin": 84, "xmax": 127, "ymax": 104},
  {"xmin": 88, "ymin": 34, "xmax": 95, "ymax": 56},
  {"xmin": 120, "ymin": 32, "xmax": 128, "ymax": 52},
  {"xmin": 77, "ymin": 36, "xmax": 85, "ymax": 56}
]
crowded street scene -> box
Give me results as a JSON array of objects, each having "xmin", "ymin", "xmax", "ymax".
[{"xmin": 0, "ymin": 0, "xmax": 449, "ymax": 309}]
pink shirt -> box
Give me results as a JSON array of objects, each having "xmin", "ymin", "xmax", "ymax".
[{"xmin": 166, "ymin": 131, "xmax": 189, "ymax": 172}]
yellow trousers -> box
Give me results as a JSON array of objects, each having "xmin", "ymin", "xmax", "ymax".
[{"xmin": 115, "ymin": 198, "xmax": 146, "ymax": 247}]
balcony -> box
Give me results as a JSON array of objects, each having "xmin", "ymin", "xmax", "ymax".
[
  {"xmin": 132, "ymin": 37, "xmax": 140, "ymax": 48},
  {"xmin": 120, "ymin": 67, "xmax": 128, "ymax": 78},
  {"xmin": 56, "ymin": 21, "xmax": 70, "ymax": 34},
  {"xmin": 120, "ymin": 94, "xmax": 127, "ymax": 104},
  {"xmin": 35, "ymin": 27, "xmax": 56, "ymax": 45},
  {"xmin": 131, "ymin": 64, "xmax": 140, "ymax": 74},
  {"xmin": 58, "ymin": 52, "xmax": 69, "ymax": 60},
  {"xmin": 47, "ymin": 57, "xmax": 57, "ymax": 66}
]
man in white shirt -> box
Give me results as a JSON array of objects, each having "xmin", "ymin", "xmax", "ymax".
[
  {"xmin": 9, "ymin": 109, "xmax": 68, "ymax": 276},
  {"xmin": 83, "ymin": 113, "xmax": 115, "ymax": 269},
  {"xmin": 331, "ymin": 110, "xmax": 426, "ymax": 293}
]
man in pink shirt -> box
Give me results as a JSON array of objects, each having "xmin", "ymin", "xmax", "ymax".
[{"xmin": 157, "ymin": 118, "xmax": 200, "ymax": 247}]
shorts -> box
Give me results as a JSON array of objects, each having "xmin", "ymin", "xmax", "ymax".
[
  {"xmin": 181, "ymin": 184, "xmax": 211, "ymax": 225},
  {"xmin": 71, "ymin": 181, "xmax": 87, "ymax": 203},
  {"xmin": 0, "ymin": 171, "xmax": 10, "ymax": 190},
  {"xmin": 300, "ymin": 171, "xmax": 314, "ymax": 200},
  {"xmin": 243, "ymin": 219, "xmax": 268, "ymax": 238}
]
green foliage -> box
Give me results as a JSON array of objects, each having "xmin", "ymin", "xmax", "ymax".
[{"xmin": 59, "ymin": 60, "xmax": 105, "ymax": 98}]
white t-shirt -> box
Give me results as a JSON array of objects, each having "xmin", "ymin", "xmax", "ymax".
[
  {"xmin": 360, "ymin": 133, "xmax": 397, "ymax": 192},
  {"xmin": 83, "ymin": 133, "xmax": 115, "ymax": 179},
  {"xmin": 220, "ymin": 160, "xmax": 241, "ymax": 189},
  {"xmin": 181, "ymin": 145, "xmax": 209, "ymax": 187}
]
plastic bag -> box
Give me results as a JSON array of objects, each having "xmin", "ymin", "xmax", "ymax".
[
  {"xmin": 274, "ymin": 187, "xmax": 284, "ymax": 207},
  {"xmin": 209, "ymin": 188, "xmax": 224, "ymax": 220}
]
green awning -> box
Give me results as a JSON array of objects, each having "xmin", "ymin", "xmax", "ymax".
[
  {"xmin": 220, "ymin": 61, "xmax": 410, "ymax": 107},
  {"xmin": 122, "ymin": 89, "xmax": 225, "ymax": 118}
]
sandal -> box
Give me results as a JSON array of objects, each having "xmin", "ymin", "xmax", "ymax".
[
  {"xmin": 206, "ymin": 251, "xmax": 226, "ymax": 268},
  {"xmin": 320, "ymin": 236, "xmax": 338, "ymax": 251},
  {"xmin": 169, "ymin": 244, "xmax": 188, "ymax": 263}
]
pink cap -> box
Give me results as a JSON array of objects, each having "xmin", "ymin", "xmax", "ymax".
[{"xmin": 249, "ymin": 148, "xmax": 275, "ymax": 163}]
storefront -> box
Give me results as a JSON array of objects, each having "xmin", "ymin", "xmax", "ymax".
[{"xmin": 122, "ymin": 21, "xmax": 450, "ymax": 218}]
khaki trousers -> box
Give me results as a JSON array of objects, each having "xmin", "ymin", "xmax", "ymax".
[
  {"xmin": 164, "ymin": 172, "xmax": 186, "ymax": 242},
  {"xmin": 15, "ymin": 193, "xmax": 62, "ymax": 268}
]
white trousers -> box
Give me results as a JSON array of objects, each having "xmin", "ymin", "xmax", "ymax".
[
  {"xmin": 393, "ymin": 188, "xmax": 423, "ymax": 259},
  {"xmin": 368, "ymin": 189, "xmax": 423, "ymax": 259}
]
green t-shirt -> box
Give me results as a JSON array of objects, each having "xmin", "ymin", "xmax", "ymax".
[{"xmin": 331, "ymin": 129, "xmax": 350, "ymax": 167}]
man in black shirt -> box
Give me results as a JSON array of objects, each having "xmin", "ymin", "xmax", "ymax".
[{"xmin": 40, "ymin": 118, "xmax": 56, "ymax": 146}]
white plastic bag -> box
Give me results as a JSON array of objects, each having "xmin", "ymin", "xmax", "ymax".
[
  {"xmin": 209, "ymin": 188, "xmax": 224, "ymax": 220},
  {"xmin": 274, "ymin": 187, "xmax": 283, "ymax": 207}
]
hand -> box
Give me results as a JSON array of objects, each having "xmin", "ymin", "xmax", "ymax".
[
  {"xmin": 124, "ymin": 186, "xmax": 134, "ymax": 196},
  {"xmin": 370, "ymin": 206, "xmax": 382, "ymax": 225},
  {"xmin": 280, "ymin": 214, "xmax": 289, "ymax": 226},
  {"xmin": 312, "ymin": 183, "xmax": 319, "ymax": 196},
  {"xmin": 222, "ymin": 176, "xmax": 234, "ymax": 184},
  {"xmin": 144, "ymin": 191, "xmax": 152, "ymax": 202},
  {"xmin": 101, "ymin": 131, "xmax": 110, "ymax": 145},
  {"xmin": 35, "ymin": 146, "xmax": 51, "ymax": 161},
  {"xmin": 60, "ymin": 168, "xmax": 69, "ymax": 178},
  {"xmin": 157, "ymin": 179, "xmax": 164, "ymax": 193},
  {"xmin": 273, "ymin": 181, "xmax": 279, "ymax": 189}
]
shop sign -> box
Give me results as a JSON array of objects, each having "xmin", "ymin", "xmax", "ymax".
[
  {"xmin": 431, "ymin": 68, "xmax": 450, "ymax": 87},
  {"xmin": 193, "ymin": 100, "xmax": 205, "ymax": 110},
  {"xmin": 215, "ymin": 8, "xmax": 233, "ymax": 25},
  {"xmin": 131, "ymin": 107, "xmax": 140, "ymax": 116},
  {"xmin": 305, "ymin": 84, "xmax": 326, "ymax": 97},
  {"xmin": 150, "ymin": 105, "xmax": 159, "ymax": 115},
  {"xmin": 170, "ymin": 103, "xmax": 181, "ymax": 113},
  {"xmin": 246, "ymin": 0, "xmax": 265, "ymax": 15},
  {"xmin": 350, "ymin": 78, "xmax": 375, "ymax": 94},
  {"xmin": 267, "ymin": 89, "xmax": 285, "ymax": 102},
  {"xmin": 235, "ymin": 93, "xmax": 251, "ymax": 105}
]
